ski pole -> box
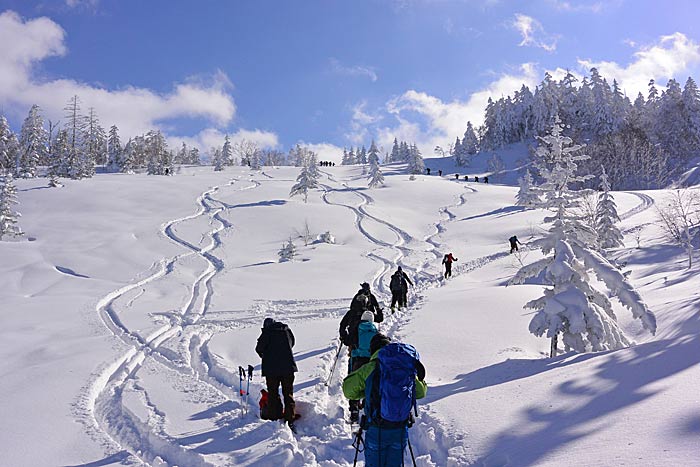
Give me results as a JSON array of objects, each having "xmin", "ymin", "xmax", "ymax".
[
  {"xmin": 352, "ymin": 416, "xmax": 365, "ymax": 467},
  {"xmin": 407, "ymin": 435, "xmax": 417, "ymax": 467},
  {"xmin": 238, "ymin": 366, "xmax": 246, "ymax": 416},
  {"xmin": 245, "ymin": 365, "xmax": 254, "ymax": 413},
  {"xmin": 324, "ymin": 338, "xmax": 344, "ymax": 387}
]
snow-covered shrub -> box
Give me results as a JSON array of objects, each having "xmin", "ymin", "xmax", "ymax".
[
  {"xmin": 318, "ymin": 231, "xmax": 335, "ymax": 244},
  {"xmin": 278, "ymin": 238, "xmax": 297, "ymax": 262}
]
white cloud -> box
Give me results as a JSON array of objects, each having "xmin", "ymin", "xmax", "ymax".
[
  {"xmin": 66, "ymin": 0, "xmax": 99, "ymax": 9},
  {"xmin": 511, "ymin": 14, "xmax": 558, "ymax": 52},
  {"xmin": 0, "ymin": 10, "xmax": 237, "ymax": 142},
  {"xmin": 345, "ymin": 100, "xmax": 382, "ymax": 145},
  {"xmin": 329, "ymin": 58, "xmax": 378, "ymax": 82},
  {"xmin": 578, "ymin": 32, "xmax": 700, "ymax": 97},
  {"xmin": 375, "ymin": 63, "xmax": 540, "ymax": 157},
  {"xmin": 545, "ymin": 0, "xmax": 605, "ymax": 13}
]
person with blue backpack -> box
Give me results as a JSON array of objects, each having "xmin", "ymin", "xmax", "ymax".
[
  {"xmin": 343, "ymin": 334, "xmax": 427, "ymax": 467},
  {"xmin": 345, "ymin": 310, "xmax": 379, "ymax": 422}
]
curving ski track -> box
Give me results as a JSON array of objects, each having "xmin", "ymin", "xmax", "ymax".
[{"xmin": 83, "ymin": 169, "xmax": 513, "ymax": 466}]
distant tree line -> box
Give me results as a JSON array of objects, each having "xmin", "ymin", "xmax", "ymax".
[{"xmin": 455, "ymin": 68, "xmax": 700, "ymax": 189}]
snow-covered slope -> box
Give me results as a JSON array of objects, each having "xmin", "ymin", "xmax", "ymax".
[{"xmin": 1, "ymin": 166, "xmax": 697, "ymax": 467}]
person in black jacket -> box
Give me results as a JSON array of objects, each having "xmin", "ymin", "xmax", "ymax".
[
  {"xmin": 255, "ymin": 318, "xmax": 298, "ymax": 427},
  {"xmin": 338, "ymin": 282, "xmax": 384, "ymax": 421}
]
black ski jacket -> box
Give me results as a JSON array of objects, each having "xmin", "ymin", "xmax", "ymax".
[{"xmin": 255, "ymin": 320, "xmax": 298, "ymax": 377}]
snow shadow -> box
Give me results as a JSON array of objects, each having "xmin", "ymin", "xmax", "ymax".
[
  {"xmin": 60, "ymin": 450, "xmax": 130, "ymax": 467},
  {"xmin": 459, "ymin": 205, "xmax": 526, "ymax": 222},
  {"xmin": 227, "ymin": 199, "xmax": 287, "ymax": 209},
  {"xmin": 55, "ymin": 266, "xmax": 90, "ymax": 278},
  {"xmin": 423, "ymin": 352, "xmax": 603, "ymax": 405},
  {"xmin": 473, "ymin": 332, "xmax": 700, "ymax": 467}
]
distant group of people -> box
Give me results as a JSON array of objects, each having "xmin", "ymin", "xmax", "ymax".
[
  {"xmin": 319, "ymin": 161, "xmax": 336, "ymax": 166},
  {"xmin": 452, "ymin": 173, "xmax": 488, "ymax": 183}
]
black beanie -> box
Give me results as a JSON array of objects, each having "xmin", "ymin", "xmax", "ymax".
[{"xmin": 370, "ymin": 333, "xmax": 391, "ymax": 355}]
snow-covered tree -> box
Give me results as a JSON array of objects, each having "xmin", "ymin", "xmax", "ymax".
[
  {"xmin": 145, "ymin": 131, "xmax": 170, "ymax": 175},
  {"xmin": 511, "ymin": 117, "xmax": 656, "ymax": 356},
  {"xmin": 0, "ymin": 116, "xmax": 20, "ymax": 172},
  {"xmin": 249, "ymin": 148, "xmax": 262, "ymax": 170},
  {"xmin": 290, "ymin": 160, "xmax": 319, "ymax": 203},
  {"xmin": 18, "ymin": 105, "xmax": 47, "ymax": 178},
  {"xmin": 188, "ymin": 146, "xmax": 201, "ymax": 165},
  {"xmin": 389, "ymin": 138, "xmax": 400, "ymax": 163},
  {"xmin": 596, "ymin": 167, "xmax": 624, "ymax": 249},
  {"xmin": 63, "ymin": 95, "xmax": 93, "ymax": 179},
  {"xmin": 407, "ymin": 144, "xmax": 424, "ymax": 175},
  {"xmin": 222, "ymin": 135, "xmax": 233, "ymax": 166},
  {"xmin": 516, "ymin": 170, "xmax": 539, "ymax": 207},
  {"xmin": 367, "ymin": 140, "xmax": 384, "ymax": 188},
  {"xmin": 212, "ymin": 148, "xmax": 225, "ymax": 171},
  {"xmin": 459, "ymin": 122, "xmax": 479, "ymax": 166},
  {"xmin": 107, "ymin": 125, "xmax": 122, "ymax": 172},
  {"xmin": 656, "ymin": 189, "xmax": 700, "ymax": 269},
  {"xmin": 0, "ymin": 172, "xmax": 23, "ymax": 240},
  {"xmin": 83, "ymin": 107, "xmax": 106, "ymax": 169},
  {"xmin": 278, "ymin": 237, "xmax": 297, "ymax": 262}
]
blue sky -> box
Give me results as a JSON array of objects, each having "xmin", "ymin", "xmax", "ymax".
[{"xmin": 2, "ymin": 0, "xmax": 700, "ymax": 161}]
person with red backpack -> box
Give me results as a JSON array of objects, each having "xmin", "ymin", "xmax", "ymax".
[
  {"xmin": 343, "ymin": 334, "xmax": 427, "ymax": 467},
  {"xmin": 442, "ymin": 253, "xmax": 457, "ymax": 279}
]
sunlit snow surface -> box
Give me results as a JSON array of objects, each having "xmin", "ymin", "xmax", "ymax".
[{"xmin": 1, "ymin": 162, "xmax": 698, "ymax": 467}]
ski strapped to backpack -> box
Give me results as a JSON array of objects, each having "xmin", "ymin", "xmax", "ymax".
[{"xmin": 365, "ymin": 342, "xmax": 420, "ymax": 428}]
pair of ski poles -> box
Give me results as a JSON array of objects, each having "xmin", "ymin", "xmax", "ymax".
[
  {"xmin": 324, "ymin": 337, "xmax": 344, "ymax": 387},
  {"xmin": 239, "ymin": 364, "xmax": 254, "ymax": 416}
]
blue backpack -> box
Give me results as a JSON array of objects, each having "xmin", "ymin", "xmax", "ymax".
[{"xmin": 365, "ymin": 342, "xmax": 420, "ymax": 427}]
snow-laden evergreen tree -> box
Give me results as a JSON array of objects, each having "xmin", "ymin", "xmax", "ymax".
[
  {"xmin": 249, "ymin": 148, "xmax": 262, "ymax": 170},
  {"xmin": 357, "ymin": 145, "xmax": 367, "ymax": 165},
  {"xmin": 516, "ymin": 170, "xmax": 539, "ymax": 207},
  {"xmin": 18, "ymin": 105, "xmax": 46, "ymax": 178},
  {"xmin": 107, "ymin": 125, "xmax": 122, "ymax": 172},
  {"xmin": 49, "ymin": 129, "xmax": 69, "ymax": 178},
  {"xmin": 83, "ymin": 107, "xmax": 106, "ymax": 168},
  {"xmin": 511, "ymin": 117, "xmax": 656, "ymax": 356},
  {"xmin": 390, "ymin": 138, "xmax": 400, "ymax": 163},
  {"xmin": 222, "ymin": 135, "xmax": 233, "ymax": 166},
  {"xmin": 367, "ymin": 140, "xmax": 384, "ymax": 188},
  {"xmin": 0, "ymin": 115, "xmax": 20, "ymax": 172},
  {"xmin": 278, "ymin": 237, "xmax": 297, "ymax": 261},
  {"xmin": 596, "ymin": 166, "xmax": 623, "ymax": 249},
  {"xmin": 212, "ymin": 148, "xmax": 225, "ymax": 171},
  {"xmin": 188, "ymin": 146, "xmax": 201, "ymax": 165},
  {"xmin": 407, "ymin": 144, "xmax": 424, "ymax": 175},
  {"xmin": 460, "ymin": 122, "xmax": 479, "ymax": 165},
  {"xmin": 0, "ymin": 172, "xmax": 23, "ymax": 240},
  {"xmin": 290, "ymin": 159, "xmax": 319, "ymax": 203},
  {"xmin": 145, "ymin": 131, "xmax": 170, "ymax": 175},
  {"xmin": 511, "ymin": 118, "xmax": 656, "ymax": 356},
  {"xmin": 63, "ymin": 95, "xmax": 91, "ymax": 178}
]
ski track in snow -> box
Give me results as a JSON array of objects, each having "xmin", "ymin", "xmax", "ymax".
[
  {"xmin": 619, "ymin": 191, "xmax": 654, "ymax": 221},
  {"xmin": 82, "ymin": 170, "xmax": 516, "ymax": 466}
]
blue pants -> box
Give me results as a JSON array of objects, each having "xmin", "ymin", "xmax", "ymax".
[{"xmin": 364, "ymin": 425, "xmax": 408, "ymax": 467}]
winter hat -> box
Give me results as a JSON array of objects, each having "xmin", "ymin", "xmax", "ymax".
[
  {"xmin": 397, "ymin": 266, "xmax": 402, "ymax": 271},
  {"xmin": 360, "ymin": 282, "xmax": 370, "ymax": 290},
  {"xmin": 361, "ymin": 310, "xmax": 374, "ymax": 322},
  {"xmin": 263, "ymin": 318, "xmax": 275, "ymax": 329},
  {"xmin": 370, "ymin": 333, "xmax": 391, "ymax": 355}
]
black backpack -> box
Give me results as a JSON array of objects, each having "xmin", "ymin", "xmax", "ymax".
[{"xmin": 390, "ymin": 273, "xmax": 403, "ymax": 292}]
